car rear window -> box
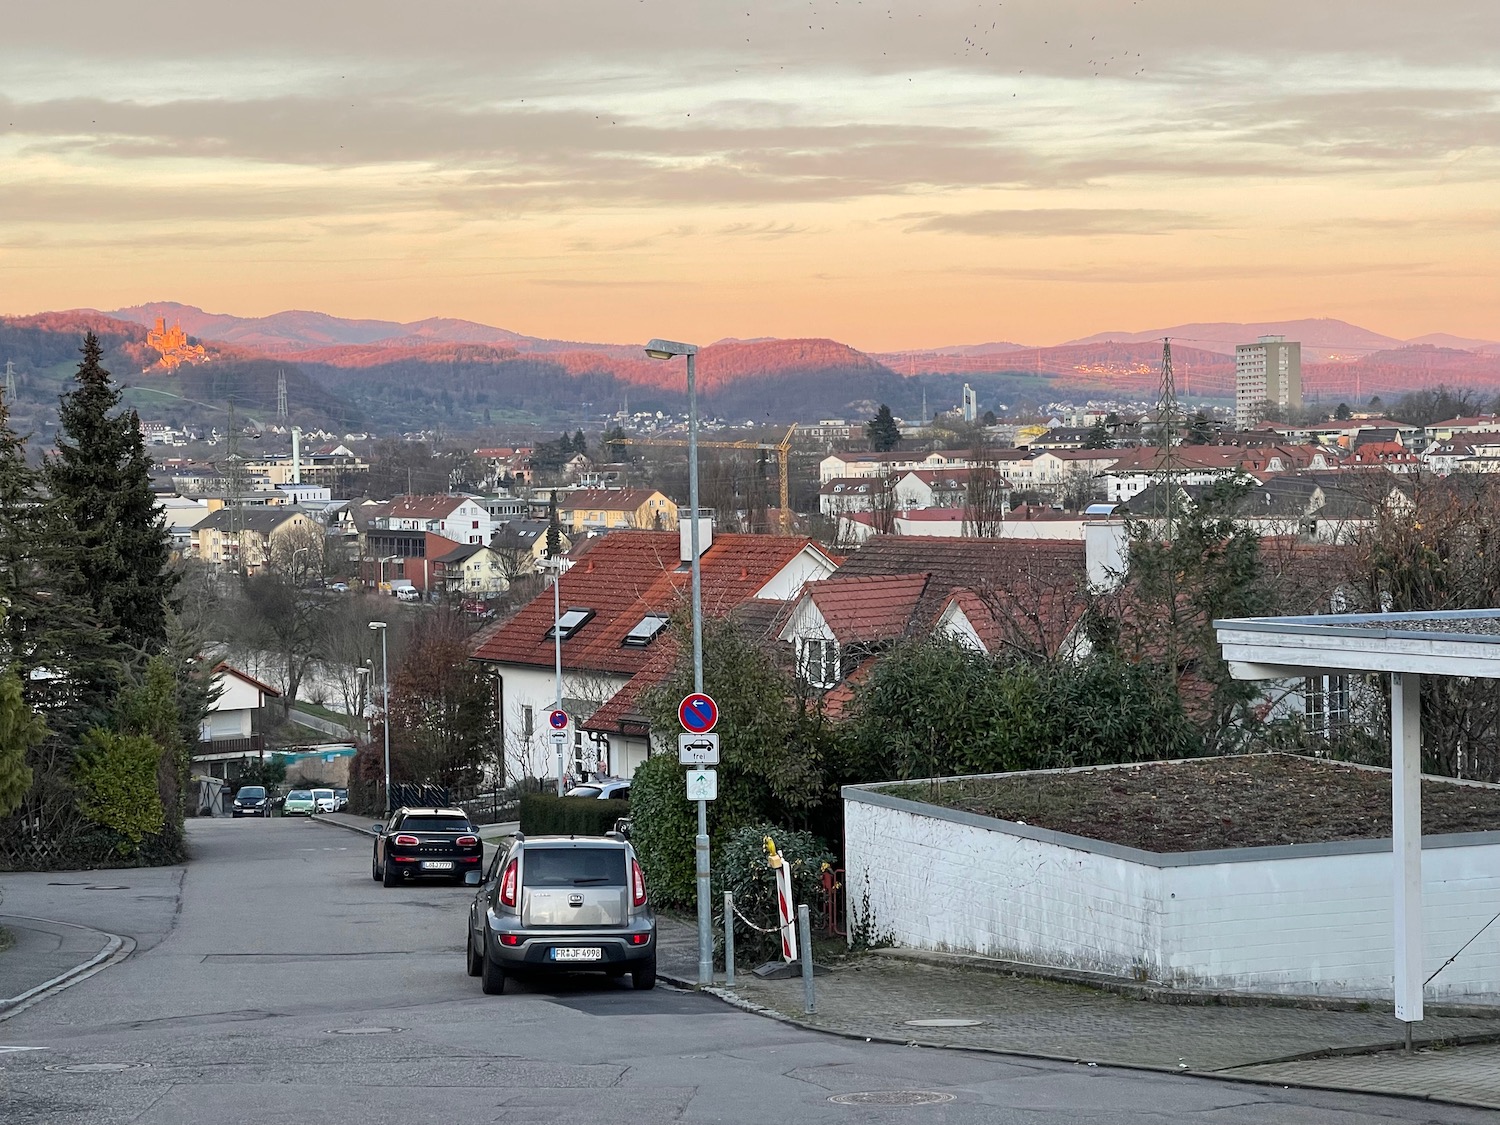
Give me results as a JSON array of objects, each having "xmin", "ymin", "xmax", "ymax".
[
  {"xmin": 522, "ymin": 848, "xmax": 627, "ymax": 888},
  {"xmin": 400, "ymin": 816, "xmax": 471, "ymax": 832},
  {"xmin": 565, "ymin": 786, "xmax": 602, "ymax": 798},
  {"xmin": 237, "ymin": 787, "xmax": 265, "ymax": 798},
  {"xmin": 287, "ymin": 791, "xmax": 312, "ymax": 800}
]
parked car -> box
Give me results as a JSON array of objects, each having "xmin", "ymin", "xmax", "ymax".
[
  {"xmin": 333, "ymin": 788, "xmax": 349, "ymax": 812},
  {"xmin": 465, "ymin": 833, "xmax": 655, "ymax": 995},
  {"xmin": 564, "ymin": 779, "xmax": 630, "ymax": 802},
  {"xmin": 283, "ymin": 790, "xmax": 317, "ymax": 816},
  {"xmin": 312, "ymin": 788, "xmax": 338, "ymax": 814},
  {"xmin": 231, "ymin": 785, "xmax": 271, "ymax": 818},
  {"xmin": 372, "ymin": 807, "xmax": 484, "ymax": 887},
  {"xmin": 328, "ymin": 582, "xmax": 350, "ymax": 593},
  {"xmin": 395, "ymin": 587, "xmax": 421, "ymax": 602}
]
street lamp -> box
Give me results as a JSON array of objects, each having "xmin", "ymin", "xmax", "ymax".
[
  {"xmin": 291, "ymin": 545, "xmax": 310, "ymax": 587},
  {"xmin": 541, "ymin": 554, "xmax": 566, "ymax": 797},
  {"xmin": 645, "ymin": 336, "xmax": 712, "ymax": 988},
  {"xmin": 368, "ymin": 621, "xmax": 391, "ymax": 812}
]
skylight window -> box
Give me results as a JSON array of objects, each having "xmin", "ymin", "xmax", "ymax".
[
  {"xmin": 545, "ymin": 608, "xmax": 595, "ymax": 641},
  {"xmin": 621, "ymin": 613, "xmax": 669, "ymax": 647}
]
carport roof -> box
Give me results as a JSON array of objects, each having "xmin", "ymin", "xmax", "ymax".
[{"xmin": 1216, "ymin": 608, "xmax": 1500, "ymax": 680}]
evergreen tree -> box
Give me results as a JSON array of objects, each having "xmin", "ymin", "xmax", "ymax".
[
  {"xmin": 0, "ymin": 609, "xmax": 45, "ymax": 819},
  {"xmin": 1083, "ymin": 420, "xmax": 1113, "ymax": 449},
  {"xmin": 1184, "ymin": 411, "xmax": 1217, "ymax": 445},
  {"xmin": 572, "ymin": 429, "xmax": 587, "ymax": 456},
  {"xmin": 0, "ymin": 388, "xmax": 49, "ymax": 675},
  {"xmin": 545, "ymin": 491, "xmax": 562, "ymax": 559},
  {"xmin": 866, "ymin": 404, "xmax": 901, "ymax": 452},
  {"xmin": 44, "ymin": 334, "xmax": 176, "ymax": 660}
]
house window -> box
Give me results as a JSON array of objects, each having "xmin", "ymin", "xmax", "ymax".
[
  {"xmin": 1304, "ymin": 675, "xmax": 1350, "ymax": 738},
  {"xmin": 798, "ymin": 638, "xmax": 840, "ymax": 689},
  {"xmin": 545, "ymin": 608, "xmax": 596, "ymax": 641},
  {"xmin": 522, "ymin": 705, "xmax": 534, "ymax": 739}
]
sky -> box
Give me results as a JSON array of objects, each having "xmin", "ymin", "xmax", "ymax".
[{"xmin": 2, "ymin": 1, "xmax": 1499, "ymax": 350}]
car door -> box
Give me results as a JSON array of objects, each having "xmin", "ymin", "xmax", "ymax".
[
  {"xmin": 471, "ymin": 849, "xmax": 507, "ymax": 942},
  {"xmin": 376, "ymin": 811, "xmax": 402, "ymax": 866}
]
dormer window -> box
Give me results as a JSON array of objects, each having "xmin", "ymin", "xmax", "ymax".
[
  {"xmin": 546, "ymin": 608, "xmax": 595, "ymax": 641},
  {"xmin": 797, "ymin": 638, "xmax": 840, "ymax": 689},
  {"xmin": 622, "ymin": 614, "xmax": 669, "ymax": 647}
]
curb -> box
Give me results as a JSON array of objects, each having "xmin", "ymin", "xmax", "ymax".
[{"xmin": 0, "ymin": 916, "xmax": 135, "ymax": 1022}]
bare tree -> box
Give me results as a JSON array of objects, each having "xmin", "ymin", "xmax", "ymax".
[{"xmin": 962, "ymin": 446, "xmax": 1009, "ymax": 537}]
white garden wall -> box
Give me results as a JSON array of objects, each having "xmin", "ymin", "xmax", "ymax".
[{"xmin": 845, "ymin": 776, "xmax": 1500, "ymax": 1002}]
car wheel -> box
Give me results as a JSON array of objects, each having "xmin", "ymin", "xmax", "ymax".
[
  {"xmin": 382, "ymin": 861, "xmax": 400, "ymax": 888},
  {"xmin": 631, "ymin": 956, "xmax": 657, "ymax": 991},
  {"xmin": 465, "ymin": 929, "xmax": 483, "ymax": 977},
  {"xmin": 480, "ymin": 932, "xmax": 506, "ymax": 995},
  {"xmin": 371, "ymin": 851, "xmax": 381, "ymax": 881}
]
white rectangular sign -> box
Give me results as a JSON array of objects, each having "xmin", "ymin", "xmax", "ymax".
[
  {"xmin": 677, "ymin": 733, "xmax": 720, "ymax": 765},
  {"xmin": 686, "ymin": 769, "xmax": 718, "ymax": 802},
  {"xmin": 549, "ymin": 731, "xmax": 569, "ymax": 745}
]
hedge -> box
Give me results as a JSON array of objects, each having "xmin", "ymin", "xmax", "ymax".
[{"xmin": 519, "ymin": 794, "xmax": 631, "ymax": 837}]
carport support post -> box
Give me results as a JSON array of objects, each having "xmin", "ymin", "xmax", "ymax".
[{"xmin": 1392, "ymin": 671, "xmax": 1424, "ymax": 1029}]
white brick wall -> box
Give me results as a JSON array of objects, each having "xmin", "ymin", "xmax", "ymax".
[{"xmin": 845, "ymin": 788, "xmax": 1500, "ymax": 1002}]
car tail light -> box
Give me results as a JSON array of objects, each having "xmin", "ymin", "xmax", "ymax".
[
  {"xmin": 499, "ymin": 859, "xmax": 518, "ymax": 907},
  {"xmin": 455, "ymin": 835, "xmax": 479, "ymax": 848},
  {"xmin": 630, "ymin": 933, "xmax": 649, "ymax": 945},
  {"xmin": 631, "ymin": 860, "xmax": 647, "ymax": 907},
  {"xmin": 393, "ymin": 834, "xmax": 420, "ymax": 846},
  {"xmin": 499, "ymin": 934, "xmax": 520, "ymax": 946}
]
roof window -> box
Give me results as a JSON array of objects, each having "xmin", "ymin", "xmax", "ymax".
[
  {"xmin": 621, "ymin": 613, "xmax": 670, "ymax": 648},
  {"xmin": 545, "ymin": 608, "xmax": 595, "ymax": 641}
]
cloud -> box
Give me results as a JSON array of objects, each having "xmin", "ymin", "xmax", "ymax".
[
  {"xmin": 900, "ymin": 208, "xmax": 1214, "ymax": 238},
  {"xmin": 718, "ymin": 222, "xmax": 810, "ymax": 239},
  {"xmin": 950, "ymin": 261, "xmax": 1455, "ymax": 284}
]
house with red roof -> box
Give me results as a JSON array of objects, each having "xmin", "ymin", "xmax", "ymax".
[{"xmin": 470, "ymin": 525, "xmax": 837, "ymax": 781}]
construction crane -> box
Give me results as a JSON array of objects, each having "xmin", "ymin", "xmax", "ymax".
[{"xmin": 608, "ymin": 425, "xmax": 797, "ymax": 534}]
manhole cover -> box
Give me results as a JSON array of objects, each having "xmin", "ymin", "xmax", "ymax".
[
  {"xmin": 45, "ymin": 1062, "xmax": 150, "ymax": 1073},
  {"xmin": 829, "ymin": 1091, "xmax": 956, "ymax": 1106},
  {"xmin": 904, "ymin": 1018, "xmax": 983, "ymax": 1028},
  {"xmin": 326, "ymin": 1026, "xmax": 404, "ymax": 1035}
]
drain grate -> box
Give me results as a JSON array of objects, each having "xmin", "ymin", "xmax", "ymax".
[
  {"xmin": 904, "ymin": 1018, "xmax": 982, "ymax": 1028},
  {"xmin": 829, "ymin": 1091, "xmax": 956, "ymax": 1106},
  {"xmin": 326, "ymin": 1026, "xmax": 405, "ymax": 1035},
  {"xmin": 45, "ymin": 1063, "xmax": 150, "ymax": 1073}
]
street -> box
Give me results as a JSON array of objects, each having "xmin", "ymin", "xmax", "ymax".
[{"xmin": 1, "ymin": 818, "xmax": 1495, "ymax": 1125}]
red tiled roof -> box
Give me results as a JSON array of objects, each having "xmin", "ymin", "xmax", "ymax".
[
  {"xmin": 560, "ymin": 488, "xmax": 670, "ymax": 512},
  {"xmin": 387, "ymin": 494, "xmax": 469, "ymax": 519},
  {"xmin": 212, "ymin": 662, "xmax": 282, "ymax": 698},
  {"xmin": 938, "ymin": 589, "xmax": 1003, "ymax": 650},
  {"xmin": 471, "ymin": 531, "xmax": 829, "ymax": 675},
  {"xmin": 810, "ymin": 574, "xmax": 930, "ymax": 644}
]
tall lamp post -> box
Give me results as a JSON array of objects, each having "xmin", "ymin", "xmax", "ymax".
[
  {"xmin": 645, "ymin": 337, "xmax": 711, "ymax": 987},
  {"xmin": 368, "ymin": 621, "xmax": 391, "ymax": 812},
  {"xmin": 542, "ymin": 554, "xmax": 566, "ymax": 797}
]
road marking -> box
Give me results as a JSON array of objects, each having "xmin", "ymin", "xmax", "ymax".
[{"xmin": 0, "ymin": 1045, "xmax": 48, "ymax": 1053}]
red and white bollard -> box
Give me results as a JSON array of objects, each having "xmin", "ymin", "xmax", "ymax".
[{"xmin": 765, "ymin": 837, "xmax": 797, "ymax": 964}]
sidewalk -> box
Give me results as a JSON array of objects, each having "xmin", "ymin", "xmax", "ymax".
[
  {"xmin": 0, "ymin": 915, "xmax": 125, "ymax": 1018},
  {"xmin": 653, "ymin": 916, "xmax": 1500, "ymax": 1110}
]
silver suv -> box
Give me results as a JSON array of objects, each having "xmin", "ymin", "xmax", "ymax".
[{"xmin": 465, "ymin": 834, "xmax": 656, "ymax": 995}]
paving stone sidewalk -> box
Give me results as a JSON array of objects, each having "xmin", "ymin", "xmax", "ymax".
[
  {"xmin": 0, "ymin": 916, "xmax": 117, "ymax": 1008},
  {"xmin": 653, "ymin": 917, "xmax": 1500, "ymax": 1108}
]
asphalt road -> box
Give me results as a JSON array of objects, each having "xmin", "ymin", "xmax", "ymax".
[{"xmin": 1, "ymin": 818, "xmax": 1495, "ymax": 1125}]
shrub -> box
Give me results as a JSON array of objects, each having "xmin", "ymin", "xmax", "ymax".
[
  {"xmin": 628, "ymin": 752, "xmax": 696, "ymax": 907},
  {"xmin": 519, "ymin": 794, "xmax": 630, "ymax": 837},
  {"xmin": 715, "ymin": 823, "xmax": 835, "ymax": 965},
  {"xmin": 73, "ymin": 729, "xmax": 165, "ymax": 852}
]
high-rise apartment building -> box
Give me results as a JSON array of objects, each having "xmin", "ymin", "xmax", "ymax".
[{"xmin": 1235, "ymin": 335, "xmax": 1302, "ymax": 428}]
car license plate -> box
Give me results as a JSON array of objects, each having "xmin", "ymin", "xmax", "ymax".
[
  {"xmin": 422, "ymin": 860, "xmax": 453, "ymax": 870},
  {"xmin": 552, "ymin": 947, "xmax": 602, "ymax": 962}
]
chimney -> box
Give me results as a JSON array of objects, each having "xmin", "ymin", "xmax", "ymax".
[
  {"xmin": 291, "ymin": 427, "xmax": 302, "ymax": 485},
  {"xmin": 679, "ymin": 509, "xmax": 714, "ymax": 564},
  {"xmin": 1085, "ymin": 519, "xmax": 1129, "ymax": 592}
]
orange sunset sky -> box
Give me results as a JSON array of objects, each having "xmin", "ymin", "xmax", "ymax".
[{"xmin": 2, "ymin": 1, "xmax": 1498, "ymax": 349}]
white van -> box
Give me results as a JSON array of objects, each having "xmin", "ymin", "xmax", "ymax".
[{"xmin": 395, "ymin": 586, "xmax": 421, "ymax": 602}]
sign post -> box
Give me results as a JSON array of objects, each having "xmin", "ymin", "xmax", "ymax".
[{"xmin": 679, "ymin": 692, "xmax": 719, "ymax": 987}]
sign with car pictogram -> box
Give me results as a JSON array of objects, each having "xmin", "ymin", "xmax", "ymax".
[{"xmin": 677, "ymin": 733, "xmax": 720, "ymax": 765}]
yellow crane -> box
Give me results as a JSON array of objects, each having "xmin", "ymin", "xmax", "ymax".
[{"xmin": 608, "ymin": 425, "xmax": 798, "ymax": 534}]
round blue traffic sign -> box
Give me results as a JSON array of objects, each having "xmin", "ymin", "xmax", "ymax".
[
  {"xmin": 548, "ymin": 709, "xmax": 569, "ymax": 730},
  {"xmin": 678, "ymin": 693, "xmax": 718, "ymax": 734}
]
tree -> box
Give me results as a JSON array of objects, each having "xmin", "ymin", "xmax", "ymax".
[
  {"xmin": 1335, "ymin": 402, "xmax": 1352, "ymax": 421},
  {"xmin": 545, "ymin": 491, "xmax": 562, "ymax": 559},
  {"xmin": 44, "ymin": 334, "xmax": 175, "ymax": 659},
  {"xmin": 387, "ymin": 613, "xmax": 496, "ymax": 789},
  {"xmin": 72, "ymin": 728, "xmax": 164, "ymax": 851},
  {"xmin": 962, "ymin": 449, "xmax": 1009, "ymax": 538},
  {"xmin": 238, "ymin": 753, "xmax": 289, "ymax": 792},
  {"xmin": 572, "ymin": 429, "xmax": 587, "ymax": 456},
  {"xmin": 0, "ymin": 659, "xmax": 44, "ymax": 818},
  {"xmin": 1389, "ymin": 384, "xmax": 1482, "ymax": 428},
  {"xmin": 113, "ymin": 656, "xmax": 190, "ymax": 843},
  {"xmin": 866, "ymin": 404, "xmax": 901, "ymax": 452},
  {"xmin": 236, "ymin": 572, "xmax": 326, "ymax": 716},
  {"xmin": 1083, "ymin": 420, "xmax": 1113, "ymax": 449},
  {"xmin": 0, "ymin": 386, "xmax": 60, "ymax": 683},
  {"xmin": 981, "ymin": 410, "xmax": 998, "ymax": 427},
  {"xmin": 1184, "ymin": 411, "xmax": 1216, "ymax": 445}
]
